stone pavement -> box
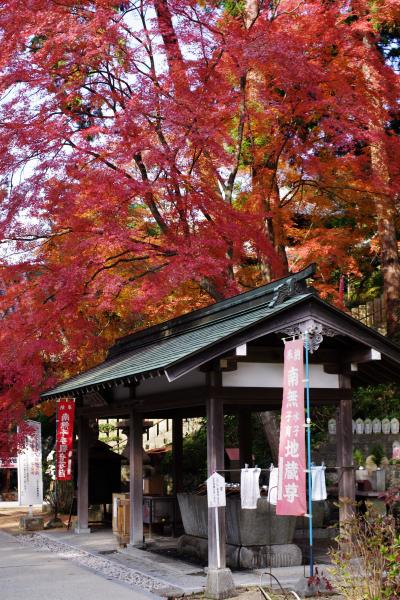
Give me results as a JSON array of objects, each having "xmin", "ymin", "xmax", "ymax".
[
  {"xmin": 37, "ymin": 528, "xmax": 318, "ymax": 595},
  {"xmin": 0, "ymin": 529, "xmax": 160, "ymax": 600}
]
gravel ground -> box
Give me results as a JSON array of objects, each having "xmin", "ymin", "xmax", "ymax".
[
  {"xmin": 15, "ymin": 532, "xmax": 181, "ymax": 596},
  {"xmin": 14, "ymin": 533, "xmax": 344, "ymax": 599}
]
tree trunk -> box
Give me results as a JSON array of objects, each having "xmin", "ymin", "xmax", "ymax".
[
  {"xmin": 362, "ymin": 36, "xmax": 400, "ymax": 338},
  {"xmin": 257, "ymin": 411, "xmax": 280, "ymax": 465},
  {"xmin": 153, "ymin": 0, "xmax": 189, "ymax": 92}
]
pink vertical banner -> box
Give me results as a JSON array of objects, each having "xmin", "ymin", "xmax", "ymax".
[{"xmin": 276, "ymin": 339, "xmax": 307, "ymax": 516}]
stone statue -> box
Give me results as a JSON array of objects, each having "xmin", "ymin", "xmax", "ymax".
[
  {"xmin": 390, "ymin": 418, "xmax": 399, "ymax": 435},
  {"xmin": 393, "ymin": 441, "xmax": 400, "ymax": 460},
  {"xmin": 382, "ymin": 418, "xmax": 391, "ymax": 434},
  {"xmin": 372, "ymin": 418, "xmax": 381, "ymax": 434},
  {"xmin": 355, "ymin": 418, "xmax": 364, "ymax": 435},
  {"xmin": 381, "ymin": 456, "xmax": 390, "ymax": 470},
  {"xmin": 392, "ymin": 442, "xmax": 400, "ymax": 460},
  {"xmin": 328, "ymin": 418, "xmax": 336, "ymax": 435},
  {"xmin": 364, "ymin": 419, "xmax": 372, "ymax": 434}
]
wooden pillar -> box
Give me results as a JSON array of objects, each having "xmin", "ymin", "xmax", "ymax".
[
  {"xmin": 338, "ymin": 374, "xmax": 355, "ymax": 523},
  {"xmin": 172, "ymin": 417, "xmax": 183, "ymax": 495},
  {"xmin": 205, "ymin": 386, "xmax": 235, "ymax": 599},
  {"xmin": 129, "ymin": 409, "xmax": 144, "ymax": 547},
  {"xmin": 75, "ymin": 415, "xmax": 90, "ymax": 534},
  {"xmin": 238, "ymin": 410, "xmax": 252, "ymax": 467}
]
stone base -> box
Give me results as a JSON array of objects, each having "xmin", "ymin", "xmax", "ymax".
[
  {"xmin": 205, "ymin": 568, "xmax": 236, "ymax": 600},
  {"xmin": 177, "ymin": 535, "xmax": 302, "ymax": 569},
  {"xmin": 44, "ymin": 517, "xmax": 64, "ymax": 529},
  {"xmin": 74, "ymin": 526, "xmax": 91, "ymax": 534},
  {"xmin": 239, "ymin": 543, "xmax": 301, "ymax": 569},
  {"xmin": 127, "ymin": 542, "xmax": 146, "ymax": 550},
  {"xmin": 19, "ymin": 516, "xmax": 44, "ymax": 531}
]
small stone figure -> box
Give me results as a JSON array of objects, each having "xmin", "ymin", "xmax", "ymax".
[
  {"xmin": 372, "ymin": 418, "xmax": 381, "ymax": 434},
  {"xmin": 381, "ymin": 456, "xmax": 390, "ymax": 470},
  {"xmin": 364, "ymin": 419, "xmax": 372, "ymax": 434},
  {"xmin": 355, "ymin": 418, "xmax": 364, "ymax": 435},
  {"xmin": 393, "ymin": 441, "xmax": 400, "ymax": 460},
  {"xmin": 382, "ymin": 418, "xmax": 391, "ymax": 434},
  {"xmin": 390, "ymin": 418, "xmax": 399, "ymax": 435},
  {"xmin": 328, "ymin": 418, "xmax": 336, "ymax": 435}
]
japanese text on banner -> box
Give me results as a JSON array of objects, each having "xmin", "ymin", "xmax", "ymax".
[
  {"xmin": 276, "ymin": 339, "xmax": 307, "ymax": 516},
  {"xmin": 56, "ymin": 399, "xmax": 75, "ymax": 481}
]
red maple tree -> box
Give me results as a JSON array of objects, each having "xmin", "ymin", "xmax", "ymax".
[{"xmin": 0, "ymin": 0, "xmax": 398, "ymax": 456}]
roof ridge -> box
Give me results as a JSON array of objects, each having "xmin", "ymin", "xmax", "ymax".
[
  {"xmin": 108, "ymin": 264, "xmax": 316, "ymax": 359},
  {"xmin": 107, "ymin": 289, "xmax": 315, "ymax": 359}
]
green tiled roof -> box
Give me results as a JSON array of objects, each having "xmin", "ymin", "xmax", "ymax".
[{"xmin": 42, "ymin": 265, "xmax": 316, "ymax": 398}]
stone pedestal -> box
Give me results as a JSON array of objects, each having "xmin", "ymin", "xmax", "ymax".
[
  {"xmin": 205, "ymin": 568, "xmax": 236, "ymax": 600},
  {"xmin": 74, "ymin": 527, "xmax": 91, "ymax": 534},
  {"xmin": 19, "ymin": 516, "xmax": 44, "ymax": 531}
]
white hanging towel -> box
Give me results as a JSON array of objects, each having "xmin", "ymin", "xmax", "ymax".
[
  {"xmin": 240, "ymin": 467, "xmax": 261, "ymax": 509},
  {"xmin": 267, "ymin": 467, "xmax": 279, "ymax": 506},
  {"xmin": 311, "ymin": 465, "xmax": 327, "ymax": 501}
]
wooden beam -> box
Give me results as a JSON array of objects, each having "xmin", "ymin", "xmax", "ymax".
[
  {"xmin": 223, "ymin": 346, "xmax": 338, "ymax": 365},
  {"xmin": 135, "ymin": 387, "xmax": 208, "ymax": 411},
  {"xmin": 215, "ymin": 387, "xmax": 349, "ymax": 403},
  {"xmin": 345, "ymin": 348, "xmax": 381, "ymax": 364},
  {"xmin": 77, "ymin": 404, "xmax": 132, "ymax": 418},
  {"xmin": 75, "ymin": 416, "xmax": 90, "ymax": 533},
  {"xmin": 172, "ymin": 417, "xmax": 183, "ymax": 495},
  {"xmin": 129, "ymin": 408, "xmax": 144, "ymax": 547},
  {"xmin": 206, "ymin": 381, "xmax": 226, "ymax": 570}
]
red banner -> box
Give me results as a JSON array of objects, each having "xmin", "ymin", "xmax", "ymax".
[
  {"xmin": 56, "ymin": 399, "xmax": 75, "ymax": 480},
  {"xmin": 276, "ymin": 339, "xmax": 307, "ymax": 516}
]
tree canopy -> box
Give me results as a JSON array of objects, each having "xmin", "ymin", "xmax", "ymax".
[{"xmin": 0, "ymin": 0, "xmax": 399, "ymax": 456}]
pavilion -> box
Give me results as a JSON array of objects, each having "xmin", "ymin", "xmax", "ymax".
[{"xmin": 42, "ymin": 263, "xmax": 400, "ymax": 598}]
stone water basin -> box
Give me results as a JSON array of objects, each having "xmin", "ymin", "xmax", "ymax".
[{"xmin": 177, "ymin": 493, "xmax": 301, "ymax": 568}]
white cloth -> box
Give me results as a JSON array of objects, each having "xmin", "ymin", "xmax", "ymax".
[
  {"xmin": 267, "ymin": 467, "xmax": 279, "ymax": 505},
  {"xmin": 240, "ymin": 467, "xmax": 261, "ymax": 509},
  {"xmin": 311, "ymin": 466, "xmax": 327, "ymax": 501}
]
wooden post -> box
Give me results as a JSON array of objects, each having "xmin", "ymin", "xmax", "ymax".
[
  {"xmin": 338, "ymin": 374, "xmax": 355, "ymax": 524},
  {"xmin": 207, "ymin": 395, "xmax": 226, "ymax": 569},
  {"xmin": 205, "ymin": 380, "xmax": 235, "ymax": 599},
  {"xmin": 129, "ymin": 409, "xmax": 144, "ymax": 547},
  {"xmin": 238, "ymin": 410, "xmax": 252, "ymax": 467},
  {"xmin": 75, "ymin": 415, "xmax": 90, "ymax": 534},
  {"xmin": 172, "ymin": 417, "xmax": 183, "ymax": 495}
]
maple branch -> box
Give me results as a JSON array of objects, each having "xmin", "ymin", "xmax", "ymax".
[
  {"xmin": 85, "ymin": 251, "xmax": 176, "ymax": 286},
  {"xmin": 64, "ymin": 138, "xmax": 169, "ymax": 235},
  {"xmin": 274, "ymin": 0, "xmax": 305, "ymax": 19},
  {"xmin": 0, "ymin": 229, "xmax": 71, "ymax": 243},
  {"xmin": 133, "ymin": 153, "xmax": 169, "ymax": 234},
  {"xmin": 127, "ymin": 262, "xmax": 170, "ymax": 283}
]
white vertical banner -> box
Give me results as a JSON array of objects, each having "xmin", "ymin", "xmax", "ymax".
[{"xmin": 18, "ymin": 420, "xmax": 43, "ymax": 506}]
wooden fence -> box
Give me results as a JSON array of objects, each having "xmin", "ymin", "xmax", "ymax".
[{"xmin": 350, "ymin": 294, "xmax": 387, "ymax": 334}]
